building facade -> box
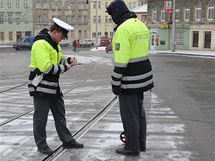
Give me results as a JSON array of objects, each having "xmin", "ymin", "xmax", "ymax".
[
  {"xmin": 0, "ymin": 0, "xmax": 33, "ymax": 45},
  {"xmin": 147, "ymin": 0, "xmax": 215, "ymax": 51},
  {"xmin": 33, "ymin": 0, "xmax": 89, "ymax": 40}
]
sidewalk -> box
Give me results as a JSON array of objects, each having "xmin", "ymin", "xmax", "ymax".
[{"xmin": 150, "ymin": 49, "xmax": 215, "ymax": 58}]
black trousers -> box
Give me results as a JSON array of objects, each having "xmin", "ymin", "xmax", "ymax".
[
  {"xmin": 118, "ymin": 93, "xmax": 146, "ymax": 151},
  {"xmin": 33, "ymin": 96, "xmax": 73, "ymax": 149}
]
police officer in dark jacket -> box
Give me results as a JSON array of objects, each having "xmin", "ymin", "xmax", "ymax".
[{"xmin": 106, "ymin": 0, "xmax": 154, "ymax": 156}]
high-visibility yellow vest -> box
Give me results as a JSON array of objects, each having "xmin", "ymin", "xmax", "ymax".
[
  {"xmin": 111, "ymin": 18, "xmax": 154, "ymax": 94},
  {"xmin": 29, "ymin": 40, "xmax": 62, "ymax": 72},
  {"xmin": 28, "ymin": 38, "xmax": 69, "ymax": 98}
]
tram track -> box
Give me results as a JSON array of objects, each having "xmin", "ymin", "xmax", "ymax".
[
  {"xmin": 42, "ymin": 96, "xmax": 118, "ymax": 161},
  {"xmin": 0, "ymin": 58, "xmax": 105, "ymax": 127}
]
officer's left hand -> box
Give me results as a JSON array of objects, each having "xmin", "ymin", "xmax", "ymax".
[{"xmin": 70, "ymin": 57, "xmax": 77, "ymax": 66}]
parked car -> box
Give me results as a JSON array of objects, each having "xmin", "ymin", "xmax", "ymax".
[
  {"xmin": 59, "ymin": 39, "xmax": 70, "ymax": 47},
  {"xmin": 13, "ymin": 36, "xmax": 35, "ymax": 50},
  {"xmin": 80, "ymin": 40, "xmax": 93, "ymax": 48},
  {"xmin": 105, "ymin": 43, "xmax": 112, "ymax": 53}
]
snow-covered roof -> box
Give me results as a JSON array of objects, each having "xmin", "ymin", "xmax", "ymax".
[{"xmin": 132, "ymin": 4, "xmax": 147, "ymax": 13}]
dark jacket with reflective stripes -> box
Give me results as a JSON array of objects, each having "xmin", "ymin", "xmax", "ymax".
[
  {"xmin": 28, "ymin": 28, "xmax": 71, "ymax": 98},
  {"xmin": 111, "ymin": 18, "xmax": 154, "ymax": 94}
]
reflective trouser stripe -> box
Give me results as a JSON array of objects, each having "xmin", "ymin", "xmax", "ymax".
[
  {"xmin": 28, "ymin": 80, "xmax": 58, "ymax": 87},
  {"xmin": 121, "ymin": 79, "xmax": 153, "ymax": 89},
  {"xmin": 36, "ymin": 87, "xmax": 56, "ymax": 94},
  {"xmin": 122, "ymin": 71, "xmax": 153, "ymax": 81}
]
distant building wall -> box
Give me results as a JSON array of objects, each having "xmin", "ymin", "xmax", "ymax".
[
  {"xmin": 0, "ymin": 0, "xmax": 33, "ymax": 45},
  {"xmin": 147, "ymin": 0, "xmax": 215, "ymax": 51}
]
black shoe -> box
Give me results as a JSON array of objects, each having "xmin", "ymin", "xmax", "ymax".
[
  {"xmin": 63, "ymin": 140, "xmax": 84, "ymax": 149},
  {"xmin": 140, "ymin": 147, "xmax": 146, "ymax": 152},
  {"xmin": 38, "ymin": 146, "xmax": 54, "ymax": 155},
  {"xmin": 115, "ymin": 147, "xmax": 139, "ymax": 156}
]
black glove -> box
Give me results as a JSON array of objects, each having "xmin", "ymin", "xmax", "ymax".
[{"xmin": 112, "ymin": 85, "xmax": 122, "ymax": 95}]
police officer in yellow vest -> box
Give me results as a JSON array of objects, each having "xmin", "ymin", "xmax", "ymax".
[
  {"xmin": 28, "ymin": 18, "xmax": 83, "ymax": 155},
  {"xmin": 107, "ymin": 0, "xmax": 154, "ymax": 156}
]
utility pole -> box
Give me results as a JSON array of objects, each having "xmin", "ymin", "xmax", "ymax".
[
  {"xmin": 172, "ymin": 0, "xmax": 176, "ymax": 52},
  {"xmin": 95, "ymin": 0, "xmax": 98, "ymax": 49}
]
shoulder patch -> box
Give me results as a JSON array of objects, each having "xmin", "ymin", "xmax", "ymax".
[{"xmin": 115, "ymin": 43, "xmax": 120, "ymax": 51}]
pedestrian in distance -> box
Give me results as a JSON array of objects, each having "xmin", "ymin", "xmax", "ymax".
[
  {"xmin": 28, "ymin": 17, "xmax": 84, "ymax": 155},
  {"xmin": 76, "ymin": 39, "xmax": 80, "ymax": 53},
  {"xmin": 72, "ymin": 39, "xmax": 77, "ymax": 52},
  {"xmin": 106, "ymin": 0, "xmax": 154, "ymax": 156}
]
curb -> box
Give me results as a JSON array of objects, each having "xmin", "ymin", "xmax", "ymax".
[{"xmin": 153, "ymin": 51, "xmax": 215, "ymax": 58}]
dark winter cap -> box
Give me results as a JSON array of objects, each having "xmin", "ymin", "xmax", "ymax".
[{"xmin": 106, "ymin": 0, "xmax": 130, "ymax": 25}]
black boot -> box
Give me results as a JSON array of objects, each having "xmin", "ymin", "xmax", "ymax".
[
  {"xmin": 115, "ymin": 147, "xmax": 139, "ymax": 156},
  {"xmin": 38, "ymin": 146, "xmax": 54, "ymax": 155},
  {"xmin": 63, "ymin": 140, "xmax": 84, "ymax": 149}
]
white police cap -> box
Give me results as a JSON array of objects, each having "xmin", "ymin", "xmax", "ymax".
[{"xmin": 53, "ymin": 17, "xmax": 74, "ymax": 38}]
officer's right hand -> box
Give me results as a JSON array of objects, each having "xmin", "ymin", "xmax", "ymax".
[{"xmin": 65, "ymin": 63, "xmax": 72, "ymax": 70}]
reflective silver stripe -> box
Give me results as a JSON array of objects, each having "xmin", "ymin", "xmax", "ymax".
[
  {"xmin": 115, "ymin": 62, "xmax": 127, "ymax": 68},
  {"xmin": 128, "ymin": 56, "xmax": 148, "ymax": 63},
  {"xmin": 40, "ymin": 80, "xmax": 58, "ymax": 87},
  {"xmin": 53, "ymin": 65, "xmax": 59, "ymax": 74},
  {"xmin": 112, "ymin": 72, "xmax": 123, "ymax": 79},
  {"xmin": 28, "ymin": 87, "xmax": 35, "ymax": 92},
  {"xmin": 44, "ymin": 65, "xmax": 53, "ymax": 74},
  {"xmin": 37, "ymin": 87, "xmax": 56, "ymax": 94},
  {"xmin": 121, "ymin": 79, "xmax": 153, "ymax": 89},
  {"xmin": 60, "ymin": 57, "xmax": 66, "ymax": 64},
  {"xmin": 28, "ymin": 80, "xmax": 58, "ymax": 87},
  {"xmin": 122, "ymin": 71, "xmax": 152, "ymax": 81},
  {"xmin": 112, "ymin": 80, "xmax": 121, "ymax": 86},
  {"xmin": 60, "ymin": 64, "xmax": 65, "ymax": 73}
]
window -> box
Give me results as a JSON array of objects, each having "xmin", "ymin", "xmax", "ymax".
[
  {"xmin": 105, "ymin": 16, "xmax": 108, "ymax": 23},
  {"xmin": 0, "ymin": 12, "xmax": 4, "ymax": 24},
  {"xmin": 161, "ymin": 11, "xmax": 165, "ymax": 22},
  {"xmin": 25, "ymin": 31, "xmax": 31, "ymax": 36},
  {"xmin": 7, "ymin": 12, "xmax": 13, "ymax": 24},
  {"xmin": 195, "ymin": 1, "xmax": 201, "ymax": 21},
  {"xmin": 204, "ymin": 32, "xmax": 211, "ymax": 48},
  {"xmin": 9, "ymin": 32, "xmax": 13, "ymax": 41},
  {"xmin": 0, "ymin": 1, "xmax": 3, "ymax": 8},
  {"xmin": 105, "ymin": 32, "xmax": 108, "ymax": 36},
  {"xmin": 93, "ymin": 16, "xmax": 96, "ymax": 23},
  {"xmin": 0, "ymin": 32, "xmax": 4, "ymax": 42},
  {"xmin": 15, "ymin": 12, "xmax": 21, "ymax": 25},
  {"xmin": 24, "ymin": 0, "xmax": 28, "ymax": 8},
  {"xmin": 175, "ymin": 31, "xmax": 184, "ymax": 45},
  {"xmin": 192, "ymin": 31, "xmax": 199, "ymax": 47},
  {"xmin": 84, "ymin": 30, "xmax": 87, "ymax": 38},
  {"xmin": 93, "ymin": 2, "xmax": 96, "ymax": 8},
  {"xmin": 141, "ymin": 15, "xmax": 146, "ymax": 22},
  {"xmin": 184, "ymin": 2, "xmax": 190, "ymax": 21},
  {"xmin": 16, "ymin": 31, "xmax": 22, "ymax": 41},
  {"xmin": 57, "ymin": 1, "xmax": 62, "ymax": 10},
  {"xmin": 152, "ymin": 11, "xmax": 157, "ymax": 22},
  {"xmin": 98, "ymin": 16, "xmax": 101, "ymax": 23},
  {"xmin": 16, "ymin": 0, "xmax": 20, "ymax": 8},
  {"xmin": 208, "ymin": 0, "xmax": 214, "ymax": 20},
  {"xmin": 92, "ymin": 32, "xmax": 96, "ymax": 37},
  {"xmin": 7, "ymin": 0, "xmax": 12, "ymax": 8},
  {"xmin": 175, "ymin": 2, "xmax": 180, "ymax": 21},
  {"xmin": 110, "ymin": 32, "xmax": 114, "ymax": 37}
]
